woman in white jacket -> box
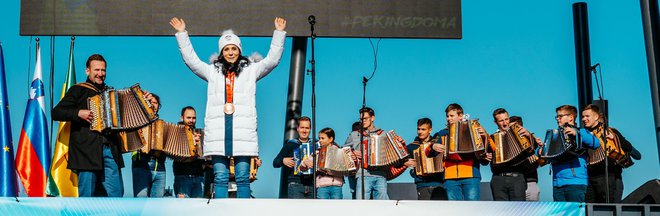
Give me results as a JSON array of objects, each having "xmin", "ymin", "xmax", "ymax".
[{"xmin": 169, "ymin": 17, "xmax": 287, "ymax": 198}]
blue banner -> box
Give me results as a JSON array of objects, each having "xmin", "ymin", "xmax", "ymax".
[{"xmin": 0, "ymin": 198, "xmax": 585, "ymax": 216}]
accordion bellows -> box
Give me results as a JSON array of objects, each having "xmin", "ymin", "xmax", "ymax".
[
  {"xmin": 119, "ymin": 120, "xmax": 201, "ymax": 162},
  {"xmin": 88, "ymin": 83, "xmax": 157, "ymax": 133},
  {"xmin": 587, "ymin": 126, "xmax": 633, "ymax": 168},
  {"xmin": 364, "ymin": 130, "xmax": 409, "ymax": 168},
  {"xmin": 445, "ymin": 119, "xmax": 485, "ymax": 160},
  {"xmin": 491, "ymin": 124, "xmax": 535, "ymax": 166},
  {"xmin": 318, "ymin": 144, "xmax": 357, "ymax": 176}
]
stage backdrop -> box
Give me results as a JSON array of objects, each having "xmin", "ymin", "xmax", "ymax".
[{"xmin": 19, "ymin": 0, "xmax": 461, "ymax": 38}]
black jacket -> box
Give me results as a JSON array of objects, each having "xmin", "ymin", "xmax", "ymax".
[{"xmin": 51, "ymin": 80, "xmax": 124, "ymax": 170}]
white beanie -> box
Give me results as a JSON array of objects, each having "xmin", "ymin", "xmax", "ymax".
[{"xmin": 218, "ymin": 29, "xmax": 243, "ymax": 54}]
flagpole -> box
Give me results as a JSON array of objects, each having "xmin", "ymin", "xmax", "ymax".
[
  {"xmin": 49, "ymin": 36, "xmax": 55, "ymax": 157},
  {"xmin": 46, "ymin": 36, "xmax": 78, "ymax": 197}
]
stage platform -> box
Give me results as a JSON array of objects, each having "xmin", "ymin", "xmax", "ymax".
[{"xmin": 2, "ymin": 197, "xmax": 658, "ymax": 216}]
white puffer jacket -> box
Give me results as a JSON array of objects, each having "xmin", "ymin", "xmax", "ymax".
[{"xmin": 175, "ymin": 30, "xmax": 286, "ymax": 156}]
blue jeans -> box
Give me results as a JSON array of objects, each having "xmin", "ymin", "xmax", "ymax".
[
  {"xmin": 444, "ymin": 178, "xmax": 481, "ymax": 201},
  {"xmin": 287, "ymin": 180, "xmax": 314, "ymax": 199},
  {"xmin": 212, "ymin": 156, "xmax": 251, "ymax": 198},
  {"xmin": 317, "ymin": 186, "xmax": 343, "ymax": 199},
  {"xmin": 174, "ymin": 175, "xmax": 204, "ymax": 198},
  {"xmin": 356, "ymin": 175, "xmax": 388, "ymax": 200},
  {"xmin": 553, "ymin": 185, "xmax": 587, "ymax": 202},
  {"xmin": 132, "ymin": 154, "xmax": 166, "ymax": 197},
  {"xmin": 77, "ymin": 144, "xmax": 124, "ymax": 197}
]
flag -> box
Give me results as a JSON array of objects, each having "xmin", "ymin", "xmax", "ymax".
[
  {"xmin": 46, "ymin": 38, "xmax": 77, "ymax": 197},
  {"xmin": 16, "ymin": 41, "xmax": 50, "ymax": 197},
  {"xmin": 0, "ymin": 42, "xmax": 18, "ymax": 197}
]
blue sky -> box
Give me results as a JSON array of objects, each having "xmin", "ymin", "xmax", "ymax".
[{"xmin": 1, "ymin": 1, "xmax": 658, "ymax": 201}]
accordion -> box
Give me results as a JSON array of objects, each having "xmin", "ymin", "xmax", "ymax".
[
  {"xmin": 587, "ymin": 127, "xmax": 634, "ymax": 168},
  {"xmin": 540, "ymin": 127, "xmax": 584, "ymax": 163},
  {"xmin": 118, "ymin": 120, "xmax": 200, "ymax": 162},
  {"xmin": 162, "ymin": 125, "xmax": 201, "ymax": 162},
  {"xmin": 293, "ymin": 141, "xmax": 315, "ymax": 176},
  {"xmin": 317, "ymin": 144, "xmax": 357, "ymax": 176},
  {"xmin": 118, "ymin": 119, "xmax": 165, "ymax": 153},
  {"xmin": 491, "ymin": 123, "xmax": 535, "ymax": 166},
  {"xmin": 88, "ymin": 84, "xmax": 157, "ymax": 133},
  {"xmin": 445, "ymin": 119, "xmax": 486, "ymax": 160},
  {"xmin": 413, "ymin": 141, "xmax": 444, "ymax": 177},
  {"xmin": 363, "ymin": 130, "xmax": 409, "ymax": 168},
  {"xmin": 229, "ymin": 157, "xmax": 259, "ymax": 182}
]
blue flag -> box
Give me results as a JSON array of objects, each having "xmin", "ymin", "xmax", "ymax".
[{"xmin": 0, "ymin": 42, "xmax": 18, "ymax": 197}]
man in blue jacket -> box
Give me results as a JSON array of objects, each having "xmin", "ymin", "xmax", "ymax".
[
  {"xmin": 550, "ymin": 105, "xmax": 600, "ymax": 202},
  {"xmin": 405, "ymin": 118, "xmax": 446, "ymax": 200}
]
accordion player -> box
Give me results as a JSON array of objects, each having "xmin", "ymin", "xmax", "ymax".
[
  {"xmin": 88, "ymin": 83, "xmax": 157, "ymax": 133},
  {"xmin": 445, "ymin": 119, "xmax": 486, "ymax": 161}
]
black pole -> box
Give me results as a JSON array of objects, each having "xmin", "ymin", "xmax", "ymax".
[
  {"xmin": 573, "ymin": 2, "xmax": 594, "ymax": 114},
  {"xmin": 278, "ymin": 36, "xmax": 307, "ymax": 198},
  {"xmin": 640, "ymin": 0, "xmax": 660, "ymax": 165},
  {"xmin": 307, "ymin": 15, "xmax": 318, "ymax": 199},
  {"xmin": 359, "ymin": 77, "xmax": 367, "ymax": 199}
]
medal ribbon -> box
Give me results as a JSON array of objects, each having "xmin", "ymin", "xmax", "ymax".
[{"xmin": 225, "ymin": 72, "xmax": 235, "ymax": 103}]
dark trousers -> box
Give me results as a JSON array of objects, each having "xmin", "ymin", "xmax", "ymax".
[
  {"xmin": 586, "ymin": 173, "xmax": 623, "ymax": 203},
  {"xmin": 417, "ymin": 186, "xmax": 448, "ymax": 200},
  {"xmin": 553, "ymin": 185, "xmax": 587, "ymax": 202},
  {"xmin": 287, "ymin": 180, "xmax": 314, "ymax": 199},
  {"xmin": 490, "ymin": 174, "xmax": 527, "ymax": 201}
]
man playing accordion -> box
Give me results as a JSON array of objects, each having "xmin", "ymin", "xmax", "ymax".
[
  {"xmin": 547, "ymin": 105, "xmax": 600, "ymax": 202},
  {"xmin": 405, "ymin": 118, "xmax": 447, "ymax": 200},
  {"xmin": 273, "ymin": 116, "xmax": 315, "ymax": 199},
  {"xmin": 488, "ymin": 108, "xmax": 540, "ymax": 201},
  {"xmin": 582, "ymin": 104, "xmax": 641, "ymax": 203},
  {"xmin": 427, "ymin": 103, "xmax": 491, "ymax": 201}
]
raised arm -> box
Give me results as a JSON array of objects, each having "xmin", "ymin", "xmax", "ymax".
[
  {"xmin": 255, "ymin": 17, "xmax": 287, "ymax": 80},
  {"xmin": 170, "ymin": 17, "xmax": 212, "ymax": 81}
]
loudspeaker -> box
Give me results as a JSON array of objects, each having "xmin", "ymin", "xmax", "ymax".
[
  {"xmin": 622, "ymin": 179, "xmax": 660, "ymax": 204},
  {"xmin": 592, "ymin": 99, "xmax": 609, "ymax": 121}
]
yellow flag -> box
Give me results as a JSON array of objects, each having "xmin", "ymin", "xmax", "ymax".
[{"xmin": 46, "ymin": 38, "xmax": 78, "ymax": 197}]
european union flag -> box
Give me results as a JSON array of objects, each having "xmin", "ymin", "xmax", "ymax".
[{"xmin": 0, "ymin": 42, "xmax": 18, "ymax": 197}]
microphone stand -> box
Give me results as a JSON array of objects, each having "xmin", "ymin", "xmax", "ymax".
[
  {"xmin": 592, "ymin": 64, "xmax": 611, "ymax": 203},
  {"xmin": 307, "ymin": 15, "xmax": 318, "ymax": 199},
  {"xmin": 359, "ymin": 77, "xmax": 367, "ymax": 200}
]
